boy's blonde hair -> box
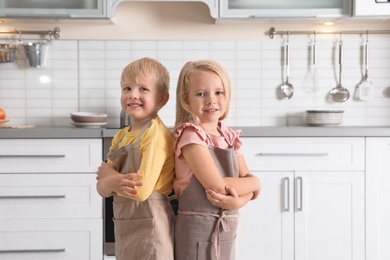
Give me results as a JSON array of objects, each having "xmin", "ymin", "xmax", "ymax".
[
  {"xmin": 121, "ymin": 57, "xmax": 170, "ymax": 96},
  {"xmin": 175, "ymin": 60, "xmax": 231, "ymax": 130}
]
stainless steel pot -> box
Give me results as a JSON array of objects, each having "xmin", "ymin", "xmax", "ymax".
[
  {"xmin": 23, "ymin": 41, "xmax": 49, "ymax": 68},
  {"xmin": 120, "ymin": 110, "xmax": 131, "ymax": 128}
]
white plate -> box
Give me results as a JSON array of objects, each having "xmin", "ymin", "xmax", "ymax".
[
  {"xmin": 0, "ymin": 119, "xmax": 9, "ymax": 125},
  {"xmin": 71, "ymin": 122, "xmax": 107, "ymax": 128},
  {"xmin": 307, "ymin": 122, "xmax": 341, "ymax": 127}
]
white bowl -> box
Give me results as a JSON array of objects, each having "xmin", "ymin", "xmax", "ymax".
[
  {"xmin": 304, "ymin": 110, "xmax": 344, "ymax": 126},
  {"xmin": 70, "ymin": 112, "xmax": 107, "ymax": 123}
]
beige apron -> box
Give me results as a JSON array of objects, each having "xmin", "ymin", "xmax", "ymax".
[
  {"xmin": 108, "ymin": 122, "xmax": 175, "ymax": 260},
  {"xmin": 175, "ymin": 131, "xmax": 240, "ymax": 260}
]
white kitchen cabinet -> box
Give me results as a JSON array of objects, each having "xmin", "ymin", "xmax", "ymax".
[
  {"xmin": 0, "ymin": 139, "xmax": 102, "ymax": 173},
  {"xmin": 0, "ymin": 139, "xmax": 103, "ymax": 260},
  {"xmin": 354, "ymin": 0, "xmax": 390, "ymax": 17},
  {"xmin": 0, "ymin": 219, "xmax": 102, "ymax": 260},
  {"xmin": 366, "ymin": 138, "xmax": 390, "ymax": 260},
  {"xmin": 0, "ymin": 0, "xmax": 107, "ymax": 19},
  {"xmin": 219, "ymin": 0, "xmax": 351, "ymax": 19},
  {"xmin": 236, "ymin": 137, "xmax": 365, "ymax": 260}
]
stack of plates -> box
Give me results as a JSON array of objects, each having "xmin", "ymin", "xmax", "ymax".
[
  {"xmin": 304, "ymin": 110, "xmax": 344, "ymax": 126},
  {"xmin": 70, "ymin": 112, "xmax": 108, "ymax": 128}
]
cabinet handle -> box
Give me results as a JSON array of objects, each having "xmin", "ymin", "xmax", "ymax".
[
  {"xmin": 0, "ymin": 248, "xmax": 66, "ymax": 253},
  {"xmin": 296, "ymin": 177, "xmax": 303, "ymax": 211},
  {"xmin": 0, "ymin": 155, "xmax": 65, "ymax": 158},
  {"xmin": 283, "ymin": 177, "xmax": 290, "ymax": 211},
  {"xmin": 0, "ymin": 195, "xmax": 66, "ymax": 199},
  {"xmin": 257, "ymin": 153, "xmax": 329, "ymax": 157}
]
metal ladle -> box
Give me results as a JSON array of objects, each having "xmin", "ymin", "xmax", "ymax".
[
  {"xmin": 330, "ymin": 39, "xmax": 350, "ymax": 102},
  {"xmin": 280, "ymin": 35, "xmax": 294, "ymax": 99}
]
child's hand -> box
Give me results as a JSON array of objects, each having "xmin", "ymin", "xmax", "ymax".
[
  {"xmin": 206, "ymin": 185, "xmax": 240, "ymax": 210},
  {"xmin": 96, "ymin": 162, "xmax": 117, "ymax": 180},
  {"xmin": 111, "ymin": 173, "xmax": 143, "ymax": 198}
]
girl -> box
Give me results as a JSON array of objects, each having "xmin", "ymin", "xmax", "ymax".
[
  {"xmin": 174, "ymin": 60, "xmax": 261, "ymax": 260},
  {"xmin": 96, "ymin": 57, "xmax": 175, "ymax": 260}
]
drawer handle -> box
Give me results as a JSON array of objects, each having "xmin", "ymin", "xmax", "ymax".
[
  {"xmin": 0, "ymin": 155, "xmax": 66, "ymax": 158},
  {"xmin": 0, "ymin": 248, "xmax": 66, "ymax": 253},
  {"xmin": 296, "ymin": 177, "xmax": 303, "ymax": 211},
  {"xmin": 283, "ymin": 177, "xmax": 290, "ymax": 212},
  {"xmin": 257, "ymin": 153, "xmax": 329, "ymax": 157},
  {"xmin": 0, "ymin": 195, "xmax": 66, "ymax": 199}
]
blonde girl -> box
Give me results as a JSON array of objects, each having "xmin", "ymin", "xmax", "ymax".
[{"xmin": 174, "ymin": 60, "xmax": 261, "ymax": 260}]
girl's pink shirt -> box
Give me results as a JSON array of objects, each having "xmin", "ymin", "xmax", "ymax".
[{"xmin": 173, "ymin": 122, "xmax": 243, "ymax": 198}]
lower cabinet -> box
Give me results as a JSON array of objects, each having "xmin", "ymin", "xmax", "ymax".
[
  {"xmin": 366, "ymin": 138, "xmax": 390, "ymax": 260},
  {"xmin": 0, "ymin": 139, "xmax": 103, "ymax": 260},
  {"xmin": 0, "ymin": 219, "xmax": 102, "ymax": 260},
  {"xmin": 236, "ymin": 137, "xmax": 365, "ymax": 260}
]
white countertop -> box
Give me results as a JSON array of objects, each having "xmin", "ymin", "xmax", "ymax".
[{"xmin": 0, "ymin": 126, "xmax": 390, "ymax": 139}]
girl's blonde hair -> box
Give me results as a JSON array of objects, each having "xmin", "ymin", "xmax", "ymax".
[
  {"xmin": 175, "ymin": 60, "xmax": 231, "ymax": 130},
  {"xmin": 121, "ymin": 57, "xmax": 170, "ymax": 96}
]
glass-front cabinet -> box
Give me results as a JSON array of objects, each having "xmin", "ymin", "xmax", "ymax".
[
  {"xmin": 0, "ymin": 0, "xmax": 106, "ymax": 18},
  {"xmin": 220, "ymin": 0, "xmax": 351, "ymax": 18}
]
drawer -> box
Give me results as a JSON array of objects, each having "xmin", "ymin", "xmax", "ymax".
[
  {"xmin": 0, "ymin": 174, "xmax": 102, "ymax": 219},
  {"xmin": 241, "ymin": 137, "xmax": 365, "ymax": 171},
  {"xmin": 0, "ymin": 219, "xmax": 102, "ymax": 260},
  {"xmin": 0, "ymin": 139, "xmax": 102, "ymax": 173}
]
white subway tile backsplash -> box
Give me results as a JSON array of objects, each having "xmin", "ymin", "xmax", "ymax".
[
  {"xmin": 131, "ymin": 50, "xmax": 157, "ymax": 59},
  {"xmin": 1, "ymin": 38, "xmax": 390, "ymax": 127},
  {"xmin": 132, "ymin": 41, "xmax": 157, "ymax": 50}
]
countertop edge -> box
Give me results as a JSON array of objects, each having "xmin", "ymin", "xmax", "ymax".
[{"xmin": 0, "ymin": 126, "xmax": 390, "ymax": 139}]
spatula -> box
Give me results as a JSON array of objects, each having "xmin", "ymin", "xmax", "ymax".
[{"xmin": 359, "ymin": 37, "xmax": 374, "ymax": 101}]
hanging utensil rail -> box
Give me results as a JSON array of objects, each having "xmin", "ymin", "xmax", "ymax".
[
  {"xmin": 269, "ymin": 27, "xmax": 390, "ymax": 39},
  {"xmin": 0, "ymin": 27, "xmax": 60, "ymax": 39}
]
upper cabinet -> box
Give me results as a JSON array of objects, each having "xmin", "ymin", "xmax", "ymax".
[
  {"xmin": 219, "ymin": 0, "xmax": 351, "ymax": 18},
  {"xmin": 354, "ymin": 0, "xmax": 390, "ymax": 17},
  {"xmin": 0, "ymin": 0, "xmax": 107, "ymax": 18},
  {"xmin": 1, "ymin": 0, "xmax": 388, "ymax": 20}
]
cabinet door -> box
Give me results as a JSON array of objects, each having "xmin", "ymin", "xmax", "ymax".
[
  {"xmin": 294, "ymin": 171, "xmax": 365, "ymax": 260},
  {"xmin": 219, "ymin": 0, "xmax": 351, "ymax": 18},
  {"xmin": 354, "ymin": 0, "xmax": 390, "ymax": 16},
  {"xmin": 236, "ymin": 172, "xmax": 294, "ymax": 260},
  {"xmin": 366, "ymin": 138, "xmax": 390, "ymax": 260},
  {"xmin": 0, "ymin": 0, "xmax": 106, "ymax": 18}
]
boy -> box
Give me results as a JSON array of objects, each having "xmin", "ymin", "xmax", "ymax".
[{"xmin": 96, "ymin": 57, "xmax": 175, "ymax": 260}]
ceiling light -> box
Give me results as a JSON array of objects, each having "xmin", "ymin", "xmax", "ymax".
[{"xmin": 324, "ymin": 21, "xmax": 335, "ymax": 26}]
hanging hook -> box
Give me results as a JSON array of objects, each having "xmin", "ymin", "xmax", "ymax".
[
  {"xmin": 287, "ymin": 31, "xmax": 290, "ymax": 43},
  {"xmin": 18, "ymin": 30, "xmax": 22, "ymax": 44}
]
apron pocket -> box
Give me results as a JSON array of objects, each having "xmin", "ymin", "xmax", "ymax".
[
  {"xmin": 197, "ymin": 236, "xmax": 236, "ymax": 260},
  {"xmin": 114, "ymin": 218, "xmax": 156, "ymax": 260}
]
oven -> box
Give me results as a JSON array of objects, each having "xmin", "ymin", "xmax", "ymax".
[
  {"xmin": 103, "ymin": 137, "xmax": 116, "ymax": 256},
  {"xmin": 102, "ymin": 135, "xmax": 178, "ymax": 257}
]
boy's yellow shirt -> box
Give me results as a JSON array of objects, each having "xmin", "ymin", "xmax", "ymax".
[{"xmin": 108, "ymin": 116, "xmax": 174, "ymax": 201}]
